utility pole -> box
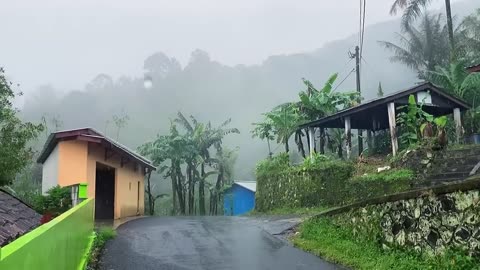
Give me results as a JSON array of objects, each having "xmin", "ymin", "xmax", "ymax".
[{"xmin": 355, "ymin": 46, "xmax": 363, "ymax": 156}]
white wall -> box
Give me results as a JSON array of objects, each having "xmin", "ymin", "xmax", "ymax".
[{"xmin": 42, "ymin": 145, "xmax": 59, "ymax": 194}]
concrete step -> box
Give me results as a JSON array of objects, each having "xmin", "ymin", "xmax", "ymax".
[
  {"xmin": 431, "ymin": 155, "xmax": 480, "ymax": 167},
  {"xmin": 427, "ymin": 171, "xmax": 470, "ymax": 180}
]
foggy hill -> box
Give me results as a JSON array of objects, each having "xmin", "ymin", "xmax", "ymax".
[{"xmin": 22, "ymin": 0, "xmax": 480, "ymax": 184}]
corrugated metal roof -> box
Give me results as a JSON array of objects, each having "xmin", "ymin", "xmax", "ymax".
[{"xmin": 234, "ymin": 181, "xmax": 256, "ymax": 192}]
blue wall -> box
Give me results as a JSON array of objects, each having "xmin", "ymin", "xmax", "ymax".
[{"xmin": 224, "ymin": 184, "xmax": 255, "ymax": 216}]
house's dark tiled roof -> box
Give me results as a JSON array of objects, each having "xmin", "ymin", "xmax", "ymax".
[{"xmin": 0, "ymin": 189, "xmax": 41, "ymax": 247}]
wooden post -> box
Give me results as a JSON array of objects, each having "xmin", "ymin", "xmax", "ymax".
[
  {"xmin": 345, "ymin": 116, "xmax": 352, "ymax": 159},
  {"xmin": 387, "ymin": 102, "xmax": 398, "ymax": 156},
  {"xmin": 453, "ymin": 108, "xmax": 462, "ymax": 143},
  {"xmin": 308, "ymin": 127, "xmax": 315, "ymax": 158}
]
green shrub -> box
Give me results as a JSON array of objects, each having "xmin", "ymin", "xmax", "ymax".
[
  {"xmin": 86, "ymin": 227, "xmax": 117, "ymax": 270},
  {"xmin": 255, "ymin": 152, "xmax": 290, "ymax": 178},
  {"xmin": 301, "ymin": 153, "xmax": 330, "ymax": 169},
  {"xmin": 33, "ymin": 186, "xmax": 72, "ymax": 216},
  {"xmin": 255, "ymin": 158, "xmax": 355, "ymax": 211},
  {"xmin": 255, "ymin": 155, "xmax": 417, "ymax": 212},
  {"xmin": 293, "ymin": 217, "xmax": 480, "ymax": 270},
  {"xmin": 353, "ymin": 168, "xmax": 414, "ymax": 182}
]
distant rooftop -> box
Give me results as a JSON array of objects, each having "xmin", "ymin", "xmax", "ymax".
[{"xmin": 234, "ymin": 181, "xmax": 256, "ymax": 192}]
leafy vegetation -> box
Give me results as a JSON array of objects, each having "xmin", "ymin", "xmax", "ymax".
[
  {"xmin": 252, "ymin": 73, "xmax": 358, "ymax": 159},
  {"xmin": 396, "ymin": 94, "xmax": 448, "ymax": 149},
  {"xmin": 0, "ymin": 68, "xmax": 43, "ymax": 186},
  {"xmin": 352, "ymin": 168, "xmax": 415, "ymax": 182},
  {"xmin": 293, "ymin": 217, "xmax": 480, "ymax": 270},
  {"xmin": 33, "ymin": 186, "xmax": 72, "ymax": 218},
  {"xmin": 255, "ymin": 155, "xmax": 355, "ymax": 211},
  {"xmin": 379, "ymin": 13, "xmax": 450, "ymax": 79},
  {"xmin": 427, "ymin": 60, "xmax": 480, "ymax": 104},
  {"xmin": 86, "ymin": 227, "xmax": 117, "ymax": 270},
  {"xmin": 139, "ymin": 113, "xmax": 239, "ymax": 215}
]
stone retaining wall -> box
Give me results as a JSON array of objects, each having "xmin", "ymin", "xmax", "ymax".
[{"xmin": 323, "ymin": 177, "xmax": 480, "ymax": 256}]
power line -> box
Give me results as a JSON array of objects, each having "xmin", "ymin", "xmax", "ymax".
[
  {"xmin": 333, "ymin": 68, "xmax": 355, "ymax": 92},
  {"xmin": 360, "ymin": 0, "xmax": 367, "ymax": 61},
  {"xmin": 337, "ymin": 57, "xmax": 354, "ymax": 79}
]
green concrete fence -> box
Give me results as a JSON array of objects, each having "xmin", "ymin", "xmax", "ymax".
[{"xmin": 0, "ymin": 198, "xmax": 95, "ymax": 270}]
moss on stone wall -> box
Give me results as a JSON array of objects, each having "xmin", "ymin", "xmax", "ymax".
[
  {"xmin": 329, "ymin": 189, "xmax": 480, "ymax": 257},
  {"xmin": 255, "ymin": 161, "xmax": 355, "ymax": 211},
  {"xmin": 255, "ymin": 159, "xmax": 415, "ymax": 212}
]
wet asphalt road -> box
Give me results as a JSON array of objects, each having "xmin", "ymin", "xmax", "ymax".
[{"xmin": 100, "ymin": 216, "xmax": 342, "ymax": 270}]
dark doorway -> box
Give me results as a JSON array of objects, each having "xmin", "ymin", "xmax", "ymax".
[{"xmin": 95, "ymin": 163, "xmax": 115, "ymax": 220}]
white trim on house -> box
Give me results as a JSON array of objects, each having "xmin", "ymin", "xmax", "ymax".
[{"xmin": 42, "ymin": 144, "xmax": 59, "ymax": 194}]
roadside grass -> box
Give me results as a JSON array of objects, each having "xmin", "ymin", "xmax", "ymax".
[
  {"xmin": 292, "ymin": 218, "xmax": 480, "ymax": 270},
  {"xmin": 86, "ymin": 227, "xmax": 117, "ymax": 270},
  {"xmin": 248, "ymin": 206, "xmax": 329, "ymax": 217}
]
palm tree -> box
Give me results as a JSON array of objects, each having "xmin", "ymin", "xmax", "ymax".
[
  {"xmin": 390, "ymin": 0, "xmax": 455, "ymax": 55},
  {"xmin": 379, "ymin": 13, "xmax": 450, "ymax": 78},
  {"xmin": 457, "ymin": 9, "xmax": 480, "ymax": 64},
  {"xmin": 427, "ymin": 61, "xmax": 480, "ymax": 104}
]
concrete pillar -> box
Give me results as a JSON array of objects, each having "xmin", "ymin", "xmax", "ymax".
[{"xmin": 387, "ymin": 102, "xmax": 398, "ymax": 156}]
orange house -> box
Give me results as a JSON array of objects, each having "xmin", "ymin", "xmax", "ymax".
[{"xmin": 37, "ymin": 128, "xmax": 156, "ymax": 220}]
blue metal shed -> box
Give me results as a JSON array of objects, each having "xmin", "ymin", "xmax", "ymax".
[{"xmin": 224, "ymin": 181, "xmax": 256, "ymax": 216}]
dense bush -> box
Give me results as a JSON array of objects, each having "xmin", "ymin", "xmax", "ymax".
[
  {"xmin": 294, "ymin": 217, "xmax": 479, "ymax": 270},
  {"xmin": 87, "ymin": 227, "xmax": 117, "ymax": 270},
  {"xmin": 255, "ymin": 156, "xmax": 355, "ymax": 211},
  {"xmin": 33, "ymin": 186, "xmax": 72, "ymax": 217},
  {"xmin": 255, "ymin": 155, "xmax": 415, "ymax": 212}
]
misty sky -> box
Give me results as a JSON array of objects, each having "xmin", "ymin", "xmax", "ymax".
[{"xmin": 1, "ymin": 0, "xmax": 462, "ymax": 94}]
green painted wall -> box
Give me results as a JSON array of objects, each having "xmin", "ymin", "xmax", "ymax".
[{"xmin": 0, "ymin": 199, "xmax": 94, "ymax": 270}]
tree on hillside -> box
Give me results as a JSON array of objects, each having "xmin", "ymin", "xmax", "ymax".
[
  {"xmin": 144, "ymin": 52, "xmax": 182, "ymax": 82},
  {"xmin": 86, "ymin": 74, "xmax": 114, "ymax": 91},
  {"xmin": 379, "ymin": 13, "xmax": 450, "ymax": 78},
  {"xmin": 377, "ymin": 82, "xmax": 384, "ymax": 97},
  {"xmin": 112, "ymin": 111, "xmax": 130, "ymax": 140},
  {"xmin": 390, "ymin": 0, "xmax": 455, "ymax": 55},
  {"xmin": 0, "ymin": 68, "xmax": 43, "ymax": 186}
]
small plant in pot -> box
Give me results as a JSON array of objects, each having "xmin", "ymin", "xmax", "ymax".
[{"xmin": 463, "ymin": 106, "xmax": 480, "ymax": 144}]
